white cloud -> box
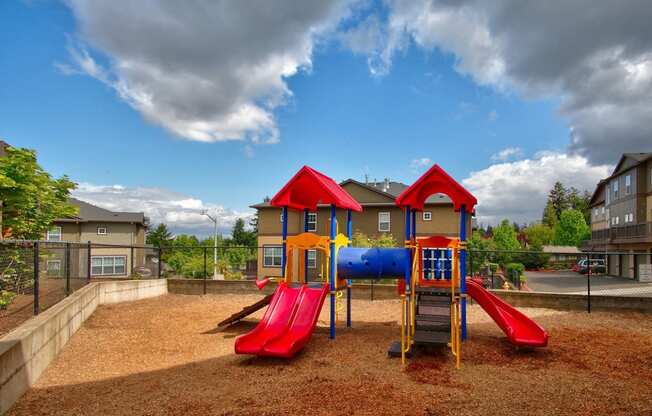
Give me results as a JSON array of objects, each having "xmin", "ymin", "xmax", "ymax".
[
  {"xmin": 62, "ymin": 0, "xmax": 355, "ymax": 145},
  {"xmin": 72, "ymin": 182, "xmax": 252, "ymax": 237},
  {"xmin": 359, "ymin": 0, "xmax": 652, "ymax": 164},
  {"xmin": 490, "ymin": 147, "xmax": 522, "ymax": 161},
  {"xmin": 410, "ymin": 157, "xmax": 432, "ymax": 172},
  {"xmin": 462, "ymin": 153, "xmax": 611, "ymax": 225}
]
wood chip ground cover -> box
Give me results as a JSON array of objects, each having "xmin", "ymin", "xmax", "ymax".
[{"xmin": 8, "ymin": 294, "xmax": 652, "ymax": 415}]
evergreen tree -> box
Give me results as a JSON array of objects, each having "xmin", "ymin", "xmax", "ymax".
[{"xmin": 146, "ymin": 223, "xmax": 172, "ymax": 247}]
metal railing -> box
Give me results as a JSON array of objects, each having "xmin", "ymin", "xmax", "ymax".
[{"xmin": 590, "ymin": 222, "xmax": 652, "ymax": 242}]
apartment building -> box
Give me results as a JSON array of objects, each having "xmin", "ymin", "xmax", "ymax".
[
  {"xmin": 252, "ymin": 178, "xmax": 473, "ymax": 279},
  {"xmin": 45, "ymin": 198, "xmax": 148, "ymax": 278},
  {"xmin": 585, "ymin": 153, "xmax": 652, "ymax": 279}
]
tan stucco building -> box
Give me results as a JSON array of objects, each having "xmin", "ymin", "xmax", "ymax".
[
  {"xmin": 45, "ymin": 198, "xmax": 148, "ymax": 278},
  {"xmin": 252, "ymin": 178, "xmax": 472, "ymax": 280}
]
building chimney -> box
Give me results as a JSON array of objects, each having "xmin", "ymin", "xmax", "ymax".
[{"xmin": 383, "ymin": 178, "xmax": 390, "ymax": 192}]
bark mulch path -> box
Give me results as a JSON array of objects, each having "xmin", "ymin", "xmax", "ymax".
[{"xmin": 8, "ymin": 294, "xmax": 652, "ymax": 416}]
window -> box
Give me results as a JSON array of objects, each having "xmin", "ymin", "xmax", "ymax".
[
  {"xmin": 91, "ymin": 256, "xmax": 126, "ymax": 276},
  {"xmin": 613, "ymin": 180, "xmax": 619, "ymax": 199},
  {"xmin": 594, "ymin": 208, "xmax": 599, "ymax": 216},
  {"xmin": 97, "ymin": 226, "xmax": 107, "ymax": 235},
  {"xmin": 305, "ymin": 212, "xmax": 317, "ymax": 232},
  {"xmin": 625, "ymin": 213, "xmax": 634, "ymax": 223},
  {"xmin": 307, "ymin": 249, "xmax": 317, "ymax": 269},
  {"xmin": 625, "ymin": 174, "xmax": 631, "ymax": 195},
  {"xmin": 263, "ymin": 246, "xmax": 283, "ymax": 267},
  {"xmin": 601, "ymin": 206, "xmax": 605, "ymax": 214},
  {"xmin": 423, "ymin": 211, "xmax": 432, "ymax": 221},
  {"xmin": 280, "ymin": 213, "xmax": 283, "ymax": 223},
  {"xmin": 611, "ymin": 216, "xmax": 620, "ymax": 226},
  {"xmin": 378, "ymin": 212, "xmax": 391, "ymax": 232},
  {"xmin": 47, "ymin": 260, "xmax": 62, "ymax": 277},
  {"xmin": 46, "ymin": 226, "xmax": 62, "ymax": 241}
]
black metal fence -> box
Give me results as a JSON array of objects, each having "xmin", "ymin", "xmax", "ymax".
[{"xmin": 469, "ymin": 249, "xmax": 652, "ymax": 312}]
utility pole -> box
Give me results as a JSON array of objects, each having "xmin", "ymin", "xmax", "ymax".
[{"xmin": 201, "ymin": 210, "xmax": 221, "ymax": 280}]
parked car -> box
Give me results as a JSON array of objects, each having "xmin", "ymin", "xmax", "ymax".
[{"xmin": 572, "ymin": 259, "xmax": 606, "ymax": 274}]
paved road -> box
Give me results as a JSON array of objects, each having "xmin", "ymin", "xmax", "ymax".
[{"xmin": 525, "ymin": 270, "xmax": 652, "ymax": 297}]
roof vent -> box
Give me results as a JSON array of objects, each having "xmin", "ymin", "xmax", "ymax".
[{"xmin": 383, "ymin": 178, "xmax": 390, "ymax": 192}]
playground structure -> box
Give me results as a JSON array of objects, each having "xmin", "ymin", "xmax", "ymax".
[{"xmin": 232, "ymin": 164, "xmax": 548, "ymax": 365}]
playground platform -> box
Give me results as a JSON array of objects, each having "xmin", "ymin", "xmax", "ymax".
[{"xmin": 8, "ymin": 293, "xmax": 652, "ymax": 416}]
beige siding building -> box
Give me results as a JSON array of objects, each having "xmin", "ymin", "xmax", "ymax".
[
  {"xmin": 45, "ymin": 198, "xmax": 148, "ymax": 278},
  {"xmin": 585, "ymin": 153, "xmax": 652, "ymax": 279},
  {"xmin": 253, "ymin": 179, "xmax": 472, "ymax": 280}
]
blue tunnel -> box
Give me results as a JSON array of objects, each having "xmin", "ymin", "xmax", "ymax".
[{"xmin": 337, "ymin": 247, "xmax": 411, "ymax": 280}]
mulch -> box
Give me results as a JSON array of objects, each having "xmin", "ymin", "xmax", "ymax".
[{"xmin": 7, "ymin": 294, "xmax": 652, "ymax": 416}]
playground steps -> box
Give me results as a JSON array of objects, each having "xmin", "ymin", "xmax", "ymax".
[
  {"xmin": 218, "ymin": 294, "xmax": 274, "ymax": 327},
  {"xmin": 413, "ymin": 289, "xmax": 451, "ymax": 346}
]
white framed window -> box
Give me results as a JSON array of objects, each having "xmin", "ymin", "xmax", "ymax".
[
  {"xmin": 307, "ymin": 249, "xmax": 317, "ymax": 269},
  {"xmin": 378, "ymin": 212, "xmax": 391, "ymax": 232},
  {"xmin": 601, "ymin": 206, "xmax": 605, "ymax": 214},
  {"xmin": 46, "ymin": 226, "xmax": 62, "ymax": 241},
  {"xmin": 625, "ymin": 213, "xmax": 634, "ymax": 223},
  {"xmin": 263, "ymin": 246, "xmax": 283, "ymax": 267},
  {"xmin": 625, "ymin": 174, "xmax": 632, "ymax": 195},
  {"xmin": 611, "ymin": 216, "xmax": 620, "ymax": 226},
  {"xmin": 46, "ymin": 260, "xmax": 62, "ymax": 277},
  {"xmin": 305, "ymin": 212, "xmax": 317, "ymax": 232},
  {"xmin": 91, "ymin": 256, "xmax": 126, "ymax": 276},
  {"xmin": 594, "ymin": 208, "xmax": 599, "ymax": 216},
  {"xmin": 279, "ymin": 213, "xmax": 283, "ymax": 223},
  {"xmin": 423, "ymin": 211, "xmax": 432, "ymax": 221},
  {"xmin": 97, "ymin": 226, "xmax": 107, "ymax": 235},
  {"xmin": 613, "ymin": 180, "xmax": 619, "ymax": 199}
]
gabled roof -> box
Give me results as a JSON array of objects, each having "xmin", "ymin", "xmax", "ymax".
[
  {"xmin": 270, "ymin": 166, "xmax": 363, "ymax": 212},
  {"xmin": 611, "ymin": 152, "xmax": 652, "ymax": 177},
  {"xmin": 588, "ymin": 179, "xmax": 607, "ymax": 207},
  {"xmin": 56, "ymin": 198, "xmax": 147, "ymax": 224},
  {"xmin": 396, "ymin": 164, "xmax": 476, "ymax": 213}
]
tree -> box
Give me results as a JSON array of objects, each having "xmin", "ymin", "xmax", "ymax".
[
  {"xmin": 553, "ymin": 209, "xmax": 590, "ymax": 247},
  {"xmin": 568, "ymin": 187, "xmax": 591, "ymax": 224},
  {"xmin": 232, "ymin": 217, "xmax": 255, "ymax": 247},
  {"xmin": 0, "ymin": 147, "xmax": 77, "ymax": 239},
  {"xmin": 351, "ymin": 231, "xmax": 397, "ymax": 247},
  {"xmin": 467, "ymin": 231, "xmax": 496, "ymax": 273},
  {"xmin": 523, "ymin": 223, "xmax": 554, "ymax": 248},
  {"xmin": 492, "ymin": 219, "xmax": 520, "ymax": 264},
  {"xmin": 146, "ymin": 223, "xmax": 172, "ymax": 247},
  {"xmin": 542, "ymin": 181, "xmax": 569, "ymax": 227}
]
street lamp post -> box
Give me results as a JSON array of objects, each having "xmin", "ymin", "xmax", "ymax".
[{"xmin": 201, "ymin": 210, "xmax": 221, "ymax": 280}]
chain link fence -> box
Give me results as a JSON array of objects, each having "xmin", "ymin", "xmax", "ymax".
[{"xmin": 469, "ymin": 249, "xmax": 652, "ymax": 311}]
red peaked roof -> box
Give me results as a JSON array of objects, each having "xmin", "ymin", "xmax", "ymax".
[
  {"xmin": 270, "ymin": 166, "xmax": 363, "ymax": 212},
  {"xmin": 396, "ymin": 164, "xmax": 476, "ymax": 213}
]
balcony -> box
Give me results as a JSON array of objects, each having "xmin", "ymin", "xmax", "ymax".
[{"xmin": 589, "ymin": 222, "xmax": 652, "ymax": 245}]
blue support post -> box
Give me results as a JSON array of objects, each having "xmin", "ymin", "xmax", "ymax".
[
  {"xmin": 329, "ymin": 205, "xmax": 337, "ymax": 339},
  {"xmin": 346, "ymin": 209, "xmax": 352, "ymax": 328},
  {"xmin": 281, "ymin": 206, "xmax": 288, "ymax": 280},
  {"xmin": 304, "ymin": 208, "xmax": 309, "ymax": 284},
  {"xmin": 411, "ymin": 209, "xmax": 416, "ymax": 241},
  {"xmin": 404, "ymin": 206, "xmax": 412, "ymax": 343},
  {"xmin": 459, "ymin": 205, "xmax": 468, "ymax": 340}
]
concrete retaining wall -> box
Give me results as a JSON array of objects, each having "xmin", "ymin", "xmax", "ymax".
[
  {"xmin": 168, "ymin": 278, "xmax": 652, "ymax": 312},
  {"xmin": 0, "ymin": 279, "xmax": 167, "ymax": 414}
]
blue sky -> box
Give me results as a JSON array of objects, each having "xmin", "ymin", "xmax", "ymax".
[{"xmin": 3, "ymin": 1, "xmax": 646, "ymax": 235}]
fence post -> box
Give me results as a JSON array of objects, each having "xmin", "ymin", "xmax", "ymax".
[
  {"xmin": 33, "ymin": 242, "xmax": 40, "ymax": 315},
  {"xmin": 203, "ymin": 246, "xmax": 208, "ymax": 295},
  {"xmin": 469, "ymin": 250, "xmax": 474, "ymax": 278},
  {"xmin": 491, "ymin": 268, "xmax": 494, "ymax": 289},
  {"xmin": 130, "ymin": 246, "xmax": 134, "ymax": 276},
  {"xmin": 87, "ymin": 241, "xmax": 91, "ymax": 282},
  {"xmin": 65, "ymin": 242, "xmax": 71, "ymax": 296},
  {"xmin": 371, "ymin": 279, "xmax": 374, "ymax": 302},
  {"xmin": 157, "ymin": 248, "xmax": 162, "ymax": 279},
  {"xmin": 587, "ymin": 253, "xmax": 592, "ymax": 313}
]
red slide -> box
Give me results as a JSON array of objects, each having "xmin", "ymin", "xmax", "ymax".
[
  {"xmin": 234, "ymin": 283, "xmax": 329, "ymax": 358},
  {"xmin": 466, "ymin": 279, "xmax": 548, "ymax": 347}
]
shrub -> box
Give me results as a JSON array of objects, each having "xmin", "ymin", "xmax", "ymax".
[
  {"xmin": 0, "ymin": 290, "xmax": 17, "ymax": 310},
  {"xmin": 506, "ymin": 263, "xmax": 525, "ymax": 280},
  {"xmin": 487, "ymin": 263, "xmax": 499, "ymax": 273}
]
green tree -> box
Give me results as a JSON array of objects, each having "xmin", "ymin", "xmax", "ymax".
[
  {"xmin": 567, "ymin": 187, "xmax": 592, "ymax": 224},
  {"xmin": 492, "ymin": 219, "xmax": 520, "ymax": 264},
  {"xmin": 553, "ymin": 209, "xmax": 590, "ymax": 247},
  {"xmin": 232, "ymin": 217, "xmax": 256, "ymax": 247},
  {"xmin": 467, "ymin": 230, "xmax": 496, "ymax": 273},
  {"xmin": 0, "ymin": 147, "xmax": 77, "ymax": 239},
  {"xmin": 523, "ymin": 223, "xmax": 554, "ymax": 248},
  {"xmin": 146, "ymin": 223, "xmax": 172, "ymax": 247},
  {"xmin": 351, "ymin": 231, "xmax": 397, "ymax": 247}
]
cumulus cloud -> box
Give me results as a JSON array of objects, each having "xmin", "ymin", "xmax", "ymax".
[
  {"xmin": 72, "ymin": 183, "xmax": 252, "ymax": 237},
  {"xmin": 361, "ymin": 0, "xmax": 652, "ymax": 164},
  {"xmin": 410, "ymin": 157, "xmax": 432, "ymax": 172},
  {"xmin": 490, "ymin": 147, "xmax": 522, "ymax": 161},
  {"xmin": 462, "ymin": 153, "xmax": 611, "ymax": 225},
  {"xmin": 62, "ymin": 0, "xmax": 354, "ymax": 144}
]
